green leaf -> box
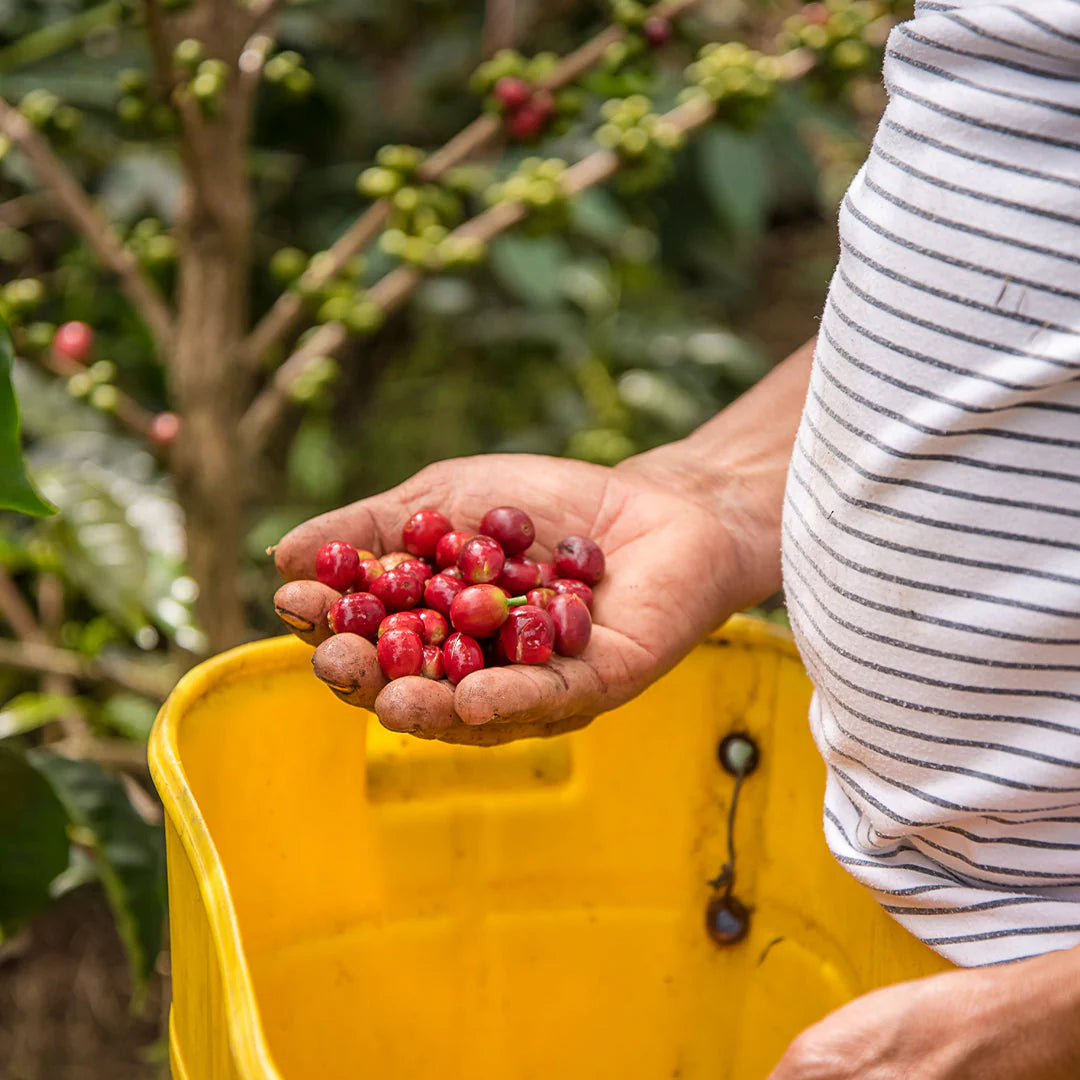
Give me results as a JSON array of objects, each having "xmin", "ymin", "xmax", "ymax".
[
  {"xmin": 0, "ymin": 315, "xmax": 54, "ymax": 516},
  {"xmin": 0, "ymin": 692, "xmax": 90, "ymax": 739},
  {"xmin": 697, "ymin": 128, "xmax": 773, "ymax": 242},
  {"xmin": 489, "ymin": 234, "xmax": 572, "ymax": 308},
  {"xmin": 0, "ymin": 745, "xmax": 69, "ymax": 931},
  {"xmin": 27, "ymin": 752, "xmax": 165, "ymax": 1002}
]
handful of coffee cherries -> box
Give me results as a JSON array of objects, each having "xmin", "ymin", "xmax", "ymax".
[{"xmin": 307, "ymin": 506, "xmax": 602, "ymax": 684}]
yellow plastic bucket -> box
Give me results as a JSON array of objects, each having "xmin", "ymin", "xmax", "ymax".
[{"xmin": 149, "ymin": 615, "xmax": 951, "ymax": 1080}]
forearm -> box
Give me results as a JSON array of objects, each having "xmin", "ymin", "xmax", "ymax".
[{"xmin": 620, "ymin": 336, "xmax": 814, "ymax": 610}]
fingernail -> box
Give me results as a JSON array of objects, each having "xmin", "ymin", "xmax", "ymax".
[{"xmin": 275, "ymin": 607, "xmax": 313, "ymax": 632}]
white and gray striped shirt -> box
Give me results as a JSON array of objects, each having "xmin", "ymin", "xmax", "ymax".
[{"xmin": 782, "ymin": 0, "xmax": 1080, "ymax": 966}]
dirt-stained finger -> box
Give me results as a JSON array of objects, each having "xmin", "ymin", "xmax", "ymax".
[
  {"xmin": 311, "ymin": 632, "xmax": 386, "ymax": 708},
  {"xmin": 433, "ymin": 713, "xmax": 594, "ymax": 745},
  {"xmin": 273, "ymin": 580, "xmax": 340, "ymax": 645},
  {"xmin": 374, "ymin": 676, "xmax": 457, "ymax": 735},
  {"xmin": 452, "ymin": 655, "xmax": 607, "ymax": 727}
]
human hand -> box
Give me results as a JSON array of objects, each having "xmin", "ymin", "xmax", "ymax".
[
  {"xmin": 768, "ymin": 947, "xmax": 1080, "ymax": 1080},
  {"xmin": 273, "ymin": 450, "xmax": 771, "ymax": 745}
]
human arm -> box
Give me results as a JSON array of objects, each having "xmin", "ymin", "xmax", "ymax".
[{"xmin": 272, "ymin": 337, "xmax": 814, "ymax": 744}]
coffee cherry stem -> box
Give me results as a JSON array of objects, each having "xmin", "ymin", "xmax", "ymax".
[{"xmin": 508, "ymin": 595, "xmax": 528, "ymax": 607}]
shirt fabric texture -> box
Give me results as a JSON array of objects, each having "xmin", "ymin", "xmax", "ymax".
[{"xmin": 782, "ymin": 0, "xmax": 1080, "ymax": 966}]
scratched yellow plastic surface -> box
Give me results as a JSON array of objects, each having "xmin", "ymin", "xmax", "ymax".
[{"xmin": 149, "ymin": 616, "xmax": 951, "ymax": 1080}]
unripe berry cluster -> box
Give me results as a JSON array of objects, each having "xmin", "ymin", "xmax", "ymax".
[
  {"xmin": 281, "ymin": 251, "xmax": 383, "ymax": 337},
  {"xmin": 681, "ymin": 42, "xmax": 781, "ymax": 127},
  {"xmin": 300, "ymin": 506, "xmax": 601, "ymax": 684},
  {"xmin": 263, "ymin": 50, "xmax": 315, "ymax": 99},
  {"xmin": 777, "ymin": 0, "xmax": 892, "ymax": 90},
  {"xmin": 595, "ymin": 94, "xmax": 685, "ymax": 160},
  {"xmin": 484, "ymin": 157, "xmax": 568, "ymax": 214},
  {"xmin": 127, "ymin": 218, "xmax": 178, "ymax": 271}
]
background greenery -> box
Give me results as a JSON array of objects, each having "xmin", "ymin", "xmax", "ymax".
[{"xmin": 0, "ymin": 0, "xmax": 889, "ymax": 1074}]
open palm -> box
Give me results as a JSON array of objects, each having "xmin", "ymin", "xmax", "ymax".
[{"xmin": 274, "ymin": 452, "xmax": 763, "ymax": 744}]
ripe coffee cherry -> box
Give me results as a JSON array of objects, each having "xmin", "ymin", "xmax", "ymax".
[
  {"xmin": 398, "ymin": 559, "xmax": 433, "ymax": 584},
  {"xmin": 526, "ymin": 587, "xmax": 555, "ymax": 610},
  {"xmin": 378, "ymin": 611, "xmax": 425, "ymax": 639},
  {"xmin": 506, "ymin": 104, "xmax": 546, "ymax": 141},
  {"xmin": 421, "ymin": 644, "xmax": 445, "ymax": 680},
  {"xmin": 497, "ymin": 555, "xmax": 541, "ymax": 595},
  {"xmin": 531, "ymin": 89, "xmax": 555, "ymax": 121},
  {"xmin": 355, "ymin": 557, "xmax": 384, "ymax": 591},
  {"xmin": 381, "ymin": 551, "xmax": 415, "ymax": 571},
  {"xmin": 402, "ymin": 509, "xmax": 452, "ymax": 558},
  {"xmin": 424, "ymin": 572, "xmax": 466, "ymax": 616},
  {"xmin": 52, "ymin": 320, "xmax": 94, "ymax": 364},
  {"xmin": 149, "ymin": 411, "xmax": 181, "ymax": 447},
  {"xmin": 443, "ymin": 565, "xmax": 464, "ymax": 581},
  {"xmin": 417, "ymin": 608, "xmax": 449, "ymax": 646},
  {"xmin": 316, "ymin": 540, "xmax": 360, "ymax": 592},
  {"xmin": 549, "ymin": 593, "xmax": 591, "ymax": 657},
  {"xmin": 450, "ymin": 583, "xmax": 522, "ymax": 638},
  {"xmin": 537, "ymin": 561, "xmax": 556, "ymax": 588},
  {"xmin": 553, "ymin": 536, "xmax": 605, "ymax": 585},
  {"xmin": 435, "ymin": 530, "xmax": 474, "ymax": 569},
  {"xmin": 479, "ymin": 506, "xmax": 535, "ymax": 556},
  {"xmin": 499, "ymin": 605, "xmax": 555, "ymax": 665},
  {"xmin": 551, "ymin": 578, "xmax": 593, "ymax": 609},
  {"xmin": 493, "ymin": 76, "xmax": 531, "ymax": 111},
  {"xmin": 642, "ymin": 15, "xmax": 672, "ymax": 47},
  {"xmin": 328, "ymin": 592, "xmax": 385, "ymax": 639},
  {"xmin": 370, "ymin": 568, "xmax": 422, "ymax": 611},
  {"xmin": 377, "ymin": 629, "xmax": 424, "ymax": 679},
  {"xmin": 802, "ymin": 2, "xmax": 829, "ymax": 25},
  {"xmin": 443, "ymin": 632, "xmax": 485, "ymax": 684},
  {"xmin": 458, "ymin": 535, "xmax": 505, "ymax": 584}
]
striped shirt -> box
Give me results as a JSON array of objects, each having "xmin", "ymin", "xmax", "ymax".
[{"xmin": 781, "ymin": 0, "xmax": 1080, "ymax": 966}]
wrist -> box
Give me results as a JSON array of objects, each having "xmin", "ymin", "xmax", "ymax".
[{"xmin": 615, "ymin": 338, "xmax": 814, "ymax": 613}]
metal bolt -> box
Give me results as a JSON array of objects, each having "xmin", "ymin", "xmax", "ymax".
[{"xmin": 718, "ymin": 732, "xmax": 759, "ymax": 777}]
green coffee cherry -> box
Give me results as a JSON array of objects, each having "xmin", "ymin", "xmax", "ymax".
[
  {"xmin": 438, "ymin": 235, "xmax": 486, "ymax": 267},
  {"xmin": 143, "ymin": 234, "xmax": 178, "ymax": 267},
  {"xmin": 345, "ymin": 299, "xmax": 383, "ymax": 335},
  {"xmin": 67, "ymin": 372, "xmax": 94, "ymax": 399},
  {"xmin": 117, "ymin": 95, "xmax": 146, "ymax": 125},
  {"xmin": 24, "ymin": 322, "xmax": 55, "ymax": 352},
  {"xmin": 283, "ymin": 68, "xmax": 314, "ymax": 97},
  {"xmin": 89, "ymin": 384, "xmax": 119, "ymax": 412},
  {"xmin": 271, "ymin": 247, "xmax": 308, "ymax": 283},
  {"xmin": 357, "ymin": 166, "xmax": 400, "ymax": 199},
  {"xmin": 19, "ymin": 90, "xmax": 59, "ymax": 128},
  {"xmin": 89, "ymin": 359, "xmax": 116, "ymax": 384},
  {"xmin": 116, "ymin": 68, "xmax": 147, "ymax": 95},
  {"xmin": 2, "ymin": 278, "xmax": 44, "ymax": 312},
  {"xmin": 316, "ymin": 295, "xmax": 350, "ymax": 323},
  {"xmin": 174, "ymin": 38, "xmax": 205, "ymax": 73}
]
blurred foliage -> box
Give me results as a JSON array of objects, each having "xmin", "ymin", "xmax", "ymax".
[{"xmin": 0, "ymin": 0, "xmax": 897, "ymax": 1006}]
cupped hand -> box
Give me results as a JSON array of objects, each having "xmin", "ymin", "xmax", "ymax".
[
  {"xmin": 768, "ymin": 947, "xmax": 1080, "ymax": 1080},
  {"xmin": 273, "ymin": 451, "xmax": 766, "ymax": 744}
]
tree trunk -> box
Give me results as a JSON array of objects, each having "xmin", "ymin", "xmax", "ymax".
[{"xmin": 169, "ymin": 16, "xmax": 256, "ymax": 654}]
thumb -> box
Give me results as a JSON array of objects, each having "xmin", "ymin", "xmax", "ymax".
[{"xmin": 274, "ymin": 480, "xmax": 422, "ymax": 581}]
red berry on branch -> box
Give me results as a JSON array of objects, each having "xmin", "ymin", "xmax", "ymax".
[
  {"xmin": 149, "ymin": 411, "xmax": 181, "ymax": 447},
  {"xmin": 377, "ymin": 629, "xmax": 424, "ymax": 679},
  {"xmin": 443, "ymin": 632, "xmax": 485, "ymax": 684},
  {"xmin": 536, "ymin": 561, "xmax": 557, "ymax": 588},
  {"xmin": 417, "ymin": 608, "xmax": 449, "ymax": 646},
  {"xmin": 380, "ymin": 551, "xmax": 415, "ymax": 571},
  {"xmin": 553, "ymin": 536, "xmax": 605, "ymax": 585},
  {"xmin": 493, "ymin": 76, "xmax": 531, "ymax": 111},
  {"xmin": 526, "ymin": 587, "xmax": 555, "ymax": 610},
  {"xmin": 402, "ymin": 509, "xmax": 452, "ymax": 558},
  {"xmin": 458, "ymin": 535, "xmax": 505, "ymax": 584},
  {"xmin": 549, "ymin": 593, "xmax": 592, "ymax": 657},
  {"xmin": 327, "ymin": 592, "xmax": 386, "ymax": 639},
  {"xmin": 551, "ymin": 578, "xmax": 594, "ymax": 609},
  {"xmin": 355, "ymin": 557, "xmax": 385, "ymax": 591},
  {"xmin": 505, "ymin": 104, "xmax": 547, "ymax": 141},
  {"xmin": 423, "ymin": 572, "xmax": 467, "ymax": 616},
  {"xmin": 531, "ymin": 89, "xmax": 555, "ymax": 121},
  {"xmin": 450, "ymin": 583, "xmax": 514, "ymax": 638},
  {"xmin": 499, "ymin": 605, "xmax": 555, "ymax": 665},
  {"xmin": 52, "ymin": 321, "xmax": 94, "ymax": 364},
  {"xmin": 370, "ymin": 568, "xmax": 422, "ymax": 611},
  {"xmin": 435, "ymin": 530, "xmax": 474, "ymax": 569},
  {"xmin": 378, "ymin": 611, "xmax": 425, "ymax": 639},
  {"xmin": 642, "ymin": 15, "xmax": 672, "ymax": 47},
  {"xmin": 316, "ymin": 540, "xmax": 361, "ymax": 592},
  {"xmin": 479, "ymin": 506, "xmax": 535, "ymax": 555},
  {"xmin": 421, "ymin": 644, "xmax": 445, "ymax": 680}
]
